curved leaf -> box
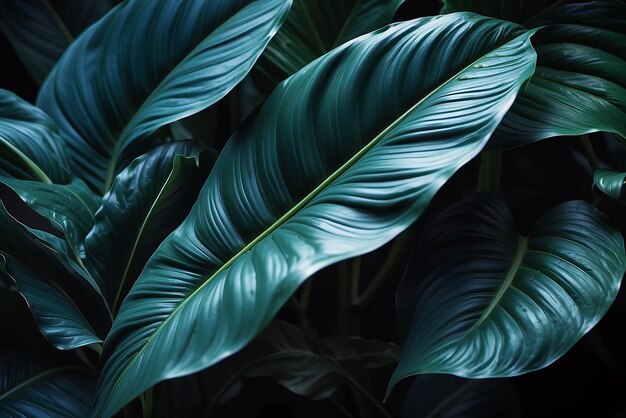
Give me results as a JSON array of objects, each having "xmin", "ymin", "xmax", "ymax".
[
  {"xmin": 403, "ymin": 375, "xmax": 520, "ymax": 418},
  {"xmin": 0, "ymin": 89, "xmax": 70, "ymax": 183},
  {"xmin": 443, "ymin": 0, "xmax": 626, "ymax": 148},
  {"xmin": 84, "ymin": 141, "xmax": 214, "ymax": 313},
  {"xmin": 0, "ymin": 351, "xmax": 96, "ymax": 417},
  {"xmin": 257, "ymin": 0, "xmax": 404, "ymax": 85},
  {"xmin": 0, "ymin": 254, "xmax": 101, "ymax": 349},
  {"xmin": 1, "ymin": 177, "xmax": 100, "ymax": 262},
  {"xmin": 37, "ymin": 0, "xmax": 292, "ymax": 193},
  {"xmin": 94, "ymin": 14, "xmax": 537, "ymax": 417},
  {"xmin": 595, "ymin": 169, "xmax": 626, "ymax": 203},
  {"xmin": 0, "ymin": 0, "xmax": 111, "ymax": 84},
  {"xmin": 390, "ymin": 195, "xmax": 626, "ymax": 395}
]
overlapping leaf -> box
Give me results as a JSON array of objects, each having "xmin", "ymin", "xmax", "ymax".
[
  {"xmin": 84, "ymin": 141, "xmax": 214, "ymax": 313},
  {"xmin": 0, "ymin": 89, "xmax": 70, "ymax": 183},
  {"xmin": 595, "ymin": 169, "xmax": 626, "ymax": 203},
  {"xmin": 443, "ymin": 0, "xmax": 626, "ymax": 148},
  {"xmin": 94, "ymin": 14, "xmax": 537, "ymax": 417},
  {"xmin": 390, "ymin": 195, "xmax": 626, "ymax": 394},
  {"xmin": 37, "ymin": 0, "xmax": 292, "ymax": 193},
  {"xmin": 0, "ymin": 0, "xmax": 111, "ymax": 84}
]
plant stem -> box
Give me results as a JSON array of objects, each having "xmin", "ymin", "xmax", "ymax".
[
  {"xmin": 580, "ymin": 135, "xmax": 599, "ymax": 171},
  {"xmin": 333, "ymin": 360, "xmax": 392, "ymax": 418},
  {"xmin": 338, "ymin": 261, "xmax": 351, "ymax": 335},
  {"xmin": 350, "ymin": 257, "xmax": 361, "ymax": 301},
  {"xmin": 477, "ymin": 150, "xmax": 502, "ymax": 192},
  {"xmin": 141, "ymin": 387, "xmax": 154, "ymax": 418},
  {"xmin": 299, "ymin": 279, "xmax": 313, "ymax": 327}
]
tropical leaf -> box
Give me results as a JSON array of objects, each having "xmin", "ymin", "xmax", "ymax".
[
  {"xmin": 0, "ymin": 0, "xmax": 111, "ymax": 84},
  {"xmin": 0, "ymin": 254, "xmax": 101, "ymax": 350},
  {"xmin": 0, "ymin": 351, "xmax": 96, "ymax": 417},
  {"xmin": 37, "ymin": 0, "xmax": 292, "ymax": 193},
  {"xmin": 390, "ymin": 195, "xmax": 626, "ymax": 395},
  {"xmin": 0, "ymin": 201, "xmax": 110, "ymax": 348},
  {"xmin": 595, "ymin": 169, "xmax": 626, "ymax": 203},
  {"xmin": 84, "ymin": 141, "xmax": 214, "ymax": 313},
  {"xmin": 257, "ymin": 0, "xmax": 405, "ymax": 85},
  {"xmin": 443, "ymin": 0, "xmax": 626, "ymax": 149},
  {"xmin": 0, "ymin": 89, "xmax": 70, "ymax": 183},
  {"xmin": 93, "ymin": 13, "xmax": 537, "ymax": 417},
  {"xmin": 403, "ymin": 375, "xmax": 520, "ymax": 418},
  {"xmin": 0, "ymin": 177, "xmax": 100, "ymax": 263}
]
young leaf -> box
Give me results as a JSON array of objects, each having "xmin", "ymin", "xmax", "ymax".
[
  {"xmin": 594, "ymin": 169, "xmax": 626, "ymax": 204},
  {"xmin": 94, "ymin": 14, "xmax": 537, "ymax": 417},
  {"xmin": 443, "ymin": 0, "xmax": 626, "ymax": 148},
  {"xmin": 0, "ymin": 89, "xmax": 70, "ymax": 184},
  {"xmin": 0, "ymin": 0, "xmax": 112, "ymax": 84},
  {"xmin": 37, "ymin": 0, "xmax": 292, "ymax": 193},
  {"xmin": 84, "ymin": 141, "xmax": 215, "ymax": 314},
  {"xmin": 390, "ymin": 195, "xmax": 626, "ymax": 395}
]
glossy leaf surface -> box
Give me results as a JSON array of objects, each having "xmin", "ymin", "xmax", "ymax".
[
  {"xmin": 391, "ymin": 196, "xmax": 626, "ymax": 394},
  {"xmin": 84, "ymin": 141, "xmax": 214, "ymax": 313},
  {"xmin": 37, "ymin": 0, "xmax": 291, "ymax": 193},
  {"xmin": 94, "ymin": 14, "xmax": 537, "ymax": 417},
  {"xmin": 0, "ymin": 0, "xmax": 111, "ymax": 84},
  {"xmin": 0, "ymin": 89, "xmax": 70, "ymax": 183},
  {"xmin": 257, "ymin": 0, "xmax": 404, "ymax": 85},
  {"xmin": 595, "ymin": 169, "xmax": 626, "ymax": 203},
  {"xmin": 0, "ymin": 351, "xmax": 95, "ymax": 417},
  {"xmin": 444, "ymin": 0, "xmax": 626, "ymax": 148}
]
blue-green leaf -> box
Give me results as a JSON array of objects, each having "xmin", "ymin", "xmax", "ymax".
[
  {"xmin": 391, "ymin": 195, "xmax": 626, "ymax": 395},
  {"xmin": 94, "ymin": 14, "xmax": 537, "ymax": 417},
  {"xmin": 37, "ymin": 0, "xmax": 292, "ymax": 193},
  {"xmin": 594, "ymin": 169, "xmax": 626, "ymax": 203},
  {"xmin": 0, "ymin": 89, "xmax": 70, "ymax": 183}
]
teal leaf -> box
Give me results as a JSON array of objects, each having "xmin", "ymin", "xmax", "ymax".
[
  {"xmin": 37, "ymin": 0, "xmax": 292, "ymax": 193},
  {"xmin": 257, "ymin": 0, "xmax": 405, "ymax": 85},
  {"xmin": 84, "ymin": 141, "xmax": 215, "ymax": 314},
  {"xmin": 0, "ymin": 89, "xmax": 70, "ymax": 183},
  {"xmin": 594, "ymin": 169, "xmax": 626, "ymax": 203},
  {"xmin": 0, "ymin": 254, "xmax": 101, "ymax": 350},
  {"xmin": 0, "ymin": 0, "xmax": 111, "ymax": 84},
  {"xmin": 442, "ymin": 0, "xmax": 626, "ymax": 148},
  {"xmin": 0, "ymin": 351, "xmax": 96, "ymax": 417},
  {"xmin": 390, "ymin": 195, "xmax": 626, "ymax": 396},
  {"xmin": 94, "ymin": 14, "xmax": 537, "ymax": 417}
]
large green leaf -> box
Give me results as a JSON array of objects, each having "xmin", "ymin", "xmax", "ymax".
[
  {"xmin": 0, "ymin": 254, "xmax": 101, "ymax": 350},
  {"xmin": 94, "ymin": 14, "xmax": 537, "ymax": 417},
  {"xmin": 0, "ymin": 177, "xmax": 100, "ymax": 263},
  {"xmin": 0, "ymin": 351, "xmax": 96, "ymax": 417},
  {"xmin": 0, "ymin": 89, "xmax": 70, "ymax": 183},
  {"xmin": 0, "ymin": 201, "xmax": 110, "ymax": 348},
  {"xmin": 443, "ymin": 0, "xmax": 626, "ymax": 148},
  {"xmin": 84, "ymin": 141, "xmax": 214, "ymax": 314},
  {"xmin": 390, "ymin": 195, "xmax": 626, "ymax": 395},
  {"xmin": 37, "ymin": 0, "xmax": 292, "ymax": 193},
  {"xmin": 257, "ymin": 0, "xmax": 405, "ymax": 85},
  {"xmin": 0, "ymin": 0, "xmax": 111, "ymax": 84},
  {"xmin": 595, "ymin": 169, "xmax": 626, "ymax": 203}
]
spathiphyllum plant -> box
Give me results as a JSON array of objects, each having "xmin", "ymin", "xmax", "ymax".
[{"xmin": 1, "ymin": 0, "xmax": 625, "ymax": 417}]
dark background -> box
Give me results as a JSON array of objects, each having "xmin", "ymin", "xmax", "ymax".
[{"xmin": 1, "ymin": 1, "xmax": 625, "ymax": 417}]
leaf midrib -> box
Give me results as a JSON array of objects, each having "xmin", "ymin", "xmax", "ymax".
[{"xmin": 100, "ymin": 31, "xmax": 533, "ymax": 411}]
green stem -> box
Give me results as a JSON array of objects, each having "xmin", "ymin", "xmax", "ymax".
[
  {"xmin": 141, "ymin": 387, "xmax": 154, "ymax": 418},
  {"xmin": 580, "ymin": 135, "xmax": 599, "ymax": 171},
  {"xmin": 332, "ymin": 360, "xmax": 392, "ymax": 418},
  {"xmin": 350, "ymin": 257, "xmax": 361, "ymax": 301},
  {"xmin": 477, "ymin": 150, "xmax": 502, "ymax": 192},
  {"xmin": 338, "ymin": 262, "xmax": 351, "ymax": 335},
  {"xmin": 299, "ymin": 280, "xmax": 313, "ymax": 327}
]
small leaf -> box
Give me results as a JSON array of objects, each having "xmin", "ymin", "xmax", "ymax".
[
  {"xmin": 37, "ymin": 0, "xmax": 292, "ymax": 193},
  {"xmin": 0, "ymin": 89, "xmax": 70, "ymax": 183},
  {"xmin": 595, "ymin": 169, "xmax": 626, "ymax": 203},
  {"xmin": 390, "ymin": 195, "xmax": 626, "ymax": 395}
]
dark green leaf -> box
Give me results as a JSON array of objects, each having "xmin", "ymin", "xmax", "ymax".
[
  {"xmin": 595, "ymin": 169, "xmax": 626, "ymax": 203},
  {"xmin": 0, "ymin": 89, "xmax": 70, "ymax": 183},
  {"xmin": 84, "ymin": 141, "xmax": 214, "ymax": 314},
  {"xmin": 391, "ymin": 195, "xmax": 626, "ymax": 395},
  {"xmin": 403, "ymin": 375, "xmax": 520, "ymax": 418},
  {"xmin": 0, "ymin": 0, "xmax": 111, "ymax": 84},
  {"xmin": 443, "ymin": 0, "xmax": 626, "ymax": 148},
  {"xmin": 257, "ymin": 0, "xmax": 404, "ymax": 85},
  {"xmin": 94, "ymin": 14, "xmax": 537, "ymax": 417},
  {"xmin": 0, "ymin": 351, "xmax": 96, "ymax": 417},
  {"xmin": 37, "ymin": 0, "xmax": 292, "ymax": 193}
]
